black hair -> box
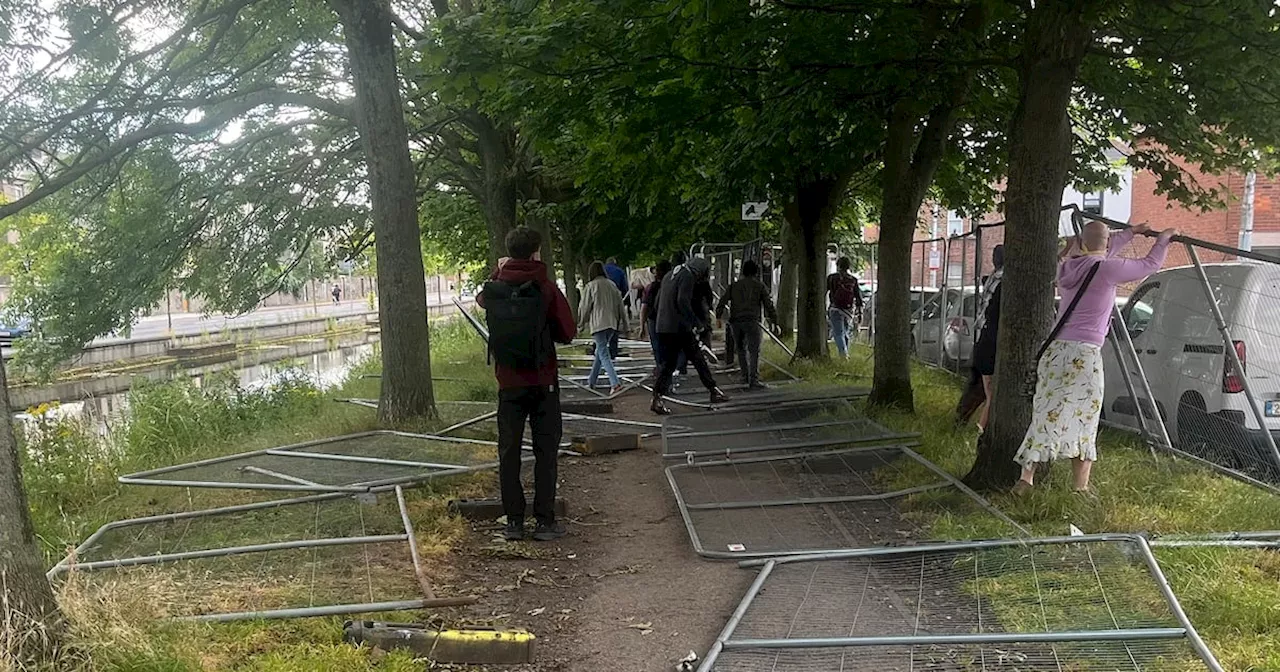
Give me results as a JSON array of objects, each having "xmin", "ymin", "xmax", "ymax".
[
  {"xmin": 587, "ymin": 260, "xmax": 606, "ymax": 280},
  {"xmin": 655, "ymin": 260, "xmax": 672, "ymax": 278},
  {"xmin": 670, "ymin": 250, "xmax": 688, "ymax": 265},
  {"xmin": 741, "ymin": 259, "xmax": 759, "ymax": 277},
  {"xmin": 837, "ymin": 256, "xmax": 852, "ymax": 272},
  {"xmin": 992, "ymin": 244, "xmax": 1005, "ymax": 269},
  {"xmin": 505, "ymin": 227, "xmax": 542, "ymax": 260}
]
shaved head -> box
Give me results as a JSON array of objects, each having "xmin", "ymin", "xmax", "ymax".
[{"xmin": 1082, "ymin": 221, "xmax": 1109, "ymax": 253}]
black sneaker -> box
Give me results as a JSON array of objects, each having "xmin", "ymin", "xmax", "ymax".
[
  {"xmin": 504, "ymin": 519, "xmax": 526, "ymax": 541},
  {"xmin": 748, "ymin": 381, "xmax": 770, "ymax": 390},
  {"xmin": 651, "ymin": 398, "xmax": 672, "ymax": 415},
  {"xmin": 709, "ymin": 387, "xmax": 730, "ymax": 404},
  {"xmin": 532, "ymin": 521, "xmax": 566, "ymax": 541}
]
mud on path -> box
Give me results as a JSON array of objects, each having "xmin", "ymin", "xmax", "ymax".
[{"xmin": 445, "ymin": 392, "xmax": 747, "ymax": 672}]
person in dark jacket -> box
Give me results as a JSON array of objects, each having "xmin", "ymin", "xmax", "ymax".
[
  {"xmin": 651, "ymin": 257, "xmax": 728, "ymax": 414},
  {"xmin": 716, "ymin": 260, "xmax": 778, "ymax": 389},
  {"xmin": 477, "ymin": 228, "xmax": 576, "ymax": 542},
  {"xmin": 639, "ymin": 260, "xmax": 672, "ymax": 361}
]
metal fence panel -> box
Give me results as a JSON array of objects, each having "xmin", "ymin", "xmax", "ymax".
[
  {"xmin": 665, "ymin": 446, "xmax": 1024, "ymax": 559},
  {"xmin": 700, "ymin": 535, "xmax": 1222, "ymax": 671}
]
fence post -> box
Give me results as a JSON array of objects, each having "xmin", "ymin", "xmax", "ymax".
[
  {"xmin": 1185, "ymin": 243, "xmax": 1280, "ymax": 471},
  {"xmin": 955, "ymin": 236, "xmax": 968, "ymax": 374},
  {"xmin": 1107, "ymin": 309, "xmax": 1164, "ymax": 458}
]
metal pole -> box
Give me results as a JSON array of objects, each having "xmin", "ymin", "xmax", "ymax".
[
  {"xmin": 396, "ymin": 486, "xmax": 435, "ymax": 599},
  {"xmin": 63, "ymin": 534, "xmax": 409, "ymax": 573},
  {"xmin": 170, "ymin": 597, "xmax": 479, "ymax": 624},
  {"xmin": 1109, "ymin": 302, "xmax": 1175, "ymax": 454},
  {"xmin": 118, "ymin": 476, "xmax": 367, "ymax": 493},
  {"xmin": 955, "ymin": 236, "xmax": 967, "ymax": 374},
  {"xmin": 1131, "ymin": 535, "xmax": 1226, "ymax": 671},
  {"xmin": 1106, "ymin": 328, "xmax": 1159, "ymax": 458},
  {"xmin": 1240, "ymin": 170, "xmax": 1256, "ymax": 252},
  {"xmin": 669, "ymin": 442, "xmax": 918, "ymax": 469},
  {"xmin": 665, "ymin": 436, "xmax": 918, "ymax": 461},
  {"xmin": 695, "ymin": 561, "xmax": 776, "ymax": 672},
  {"xmin": 1186, "ymin": 243, "xmax": 1280, "ymax": 470},
  {"xmin": 898, "ymin": 446, "xmax": 1029, "ymax": 535},
  {"xmin": 937, "ymin": 237, "xmax": 947, "ymax": 365},
  {"xmin": 721, "ymin": 628, "xmax": 1188, "ymax": 650},
  {"xmin": 683, "ymin": 483, "xmax": 948, "ymax": 510},
  {"xmin": 240, "ymin": 465, "xmax": 335, "ymax": 489},
  {"xmin": 264, "ymin": 449, "xmax": 465, "ymax": 471},
  {"xmin": 437, "ymin": 410, "xmax": 498, "ymax": 436},
  {"xmin": 739, "ymin": 532, "xmax": 1148, "ymax": 567},
  {"xmin": 670, "ymin": 417, "xmax": 885, "ymax": 440}
]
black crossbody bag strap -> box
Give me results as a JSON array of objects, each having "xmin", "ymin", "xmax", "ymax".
[{"xmin": 1035, "ymin": 261, "xmax": 1102, "ymax": 362}]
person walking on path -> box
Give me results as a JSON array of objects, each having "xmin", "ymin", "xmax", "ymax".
[
  {"xmin": 602, "ymin": 257, "xmax": 628, "ymax": 356},
  {"xmin": 478, "ymin": 228, "xmax": 576, "ymax": 541},
  {"xmin": 1012, "ymin": 222, "xmax": 1176, "ymax": 497},
  {"xmin": 826, "ymin": 257, "xmax": 864, "ymax": 358},
  {"xmin": 651, "ymin": 257, "xmax": 729, "ymax": 415},
  {"xmin": 578, "ymin": 260, "xmax": 629, "ymax": 396},
  {"xmin": 716, "ymin": 260, "xmax": 779, "ymax": 389},
  {"xmin": 639, "ymin": 260, "xmax": 672, "ymax": 362},
  {"xmin": 331, "ymin": 284, "xmax": 342, "ymax": 304},
  {"xmin": 968, "ymin": 244, "xmax": 1005, "ymax": 433}
]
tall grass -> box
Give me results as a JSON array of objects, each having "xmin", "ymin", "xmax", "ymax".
[{"xmin": 19, "ymin": 368, "xmax": 327, "ymax": 566}]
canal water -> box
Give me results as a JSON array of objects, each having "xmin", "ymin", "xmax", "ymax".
[{"xmin": 14, "ymin": 331, "xmax": 379, "ymax": 431}]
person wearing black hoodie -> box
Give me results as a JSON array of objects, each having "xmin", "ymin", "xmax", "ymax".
[
  {"xmin": 477, "ymin": 228, "xmax": 577, "ymax": 541},
  {"xmin": 651, "ymin": 257, "xmax": 729, "ymax": 414}
]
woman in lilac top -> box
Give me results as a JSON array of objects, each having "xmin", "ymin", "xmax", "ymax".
[{"xmin": 1012, "ymin": 221, "xmax": 1178, "ymax": 496}]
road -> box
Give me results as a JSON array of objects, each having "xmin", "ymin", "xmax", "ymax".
[{"xmin": 3, "ymin": 293, "xmax": 461, "ymax": 357}]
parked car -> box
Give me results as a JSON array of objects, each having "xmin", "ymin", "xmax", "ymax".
[
  {"xmin": 914, "ymin": 287, "xmax": 977, "ymax": 367},
  {"xmin": 863, "ymin": 286, "xmax": 938, "ymax": 338},
  {"xmin": 1101, "ymin": 262, "xmax": 1280, "ymax": 476},
  {"xmin": 0, "ymin": 317, "xmax": 32, "ymax": 346}
]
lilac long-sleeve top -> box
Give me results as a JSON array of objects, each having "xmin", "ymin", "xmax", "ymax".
[{"xmin": 1054, "ymin": 228, "xmax": 1171, "ymax": 346}]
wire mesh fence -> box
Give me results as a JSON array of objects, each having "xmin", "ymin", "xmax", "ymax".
[
  {"xmin": 666, "ymin": 445, "xmax": 1024, "ymax": 559},
  {"xmin": 118, "ymin": 431, "xmax": 500, "ymax": 493},
  {"xmin": 49, "ymin": 488, "xmax": 452, "ymax": 621},
  {"xmin": 661, "ymin": 404, "xmax": 913, "ymax": 461},
  {"xmin": 700, "ymin": 535, "xmax": 1222, "ymax": 671},
  {"xmin": 1094, "ymin": 211, "xmax": 1280, "ymax": 489}
]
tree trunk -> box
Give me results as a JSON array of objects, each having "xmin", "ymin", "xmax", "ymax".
[
  {"xmin": 526, "ymin": 211, "xmax": 555, "ymax": 283},
  {"xmin": 0, "ymin": 356, "xmax": 64, "ymax": 665},
  {"xmin": 776, "ymin": 218, "xmax": 799, "ymax": 338},
  {"xmin": 868, "ymin": 4, "xmax": 985, "ymax": 411},
  {"xmin": 559, "ymin": 224, "xmax": 581, "ymax": 320},
  {"xmin": 330, "ymin": 0, "xmax": 436, "ymax": 422},
  {"xmin": 473, "ymin": 115, "xmax": 519, "ymax": 270},
  {"xmin": 964, "ymin": 0, "xmax": 1095, "ymax": 490},
  {"xmin": 785, "ymin": 175, "xmax": 848, "ymax": 359}
]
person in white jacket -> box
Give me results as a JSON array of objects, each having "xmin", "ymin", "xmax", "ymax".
[{"xmin": 578, "ymin": 260, "xmax": 630, "ymax": 395}]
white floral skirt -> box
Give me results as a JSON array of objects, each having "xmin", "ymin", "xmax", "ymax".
[{"xmin": 1014, "ymin": 340, "xmax": 1104, "ymax": 468}]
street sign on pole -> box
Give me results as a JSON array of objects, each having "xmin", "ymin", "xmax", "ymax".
[
  {"xmin": 928, "ymin": 249, "xmax": 941, "ymax": 271},
  {"xmin": 741, "ymin": 202, "xmax": 769, "ymax": 221}
]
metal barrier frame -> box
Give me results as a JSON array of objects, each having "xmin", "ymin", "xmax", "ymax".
[
  {"xmin": 665, "ymin": 444, "xmax": 1026, "ymax": 559},
  {"xmin": 1070, "ymin": 207, "xmax": 1280, "ymax": 495},
  {"xmin": 48, "ymin": 481, "xmax": 488, "ymax": 621},
  {"xmin": 117, "ymin": 430, "xmax": 500, "ymax": 493},
  {"xmin": 702, "ymin": 534, "xmax": 1224, "ymax": 672}
]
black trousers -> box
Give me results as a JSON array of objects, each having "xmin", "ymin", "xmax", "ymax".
[
  {"xmin": 654, "ymin": 331, "xmax": 718, "ymax": 396},
  {"xmin": 733, "ymin": 321, "xmax": 763, "ymax": 385},
  {"xmin": 723, "ymin": 323, "xmax": 736, "ymax": 365},
  {"xmin": 496, "ymin": 385, "xmax": 562, "ymax": 525}
]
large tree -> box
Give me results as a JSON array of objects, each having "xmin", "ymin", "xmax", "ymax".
[
  {"xmin": 0, "ymin": 0, "xmax": 438, "ymax": 419},
  {"xmin": 966, "ymin": 0, "xmax": 1280, "ymax": 489}
]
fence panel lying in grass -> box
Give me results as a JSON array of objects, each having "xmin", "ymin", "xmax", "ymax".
[
  {"xmin": 700, "ymin": 535, "xmax": 1223, "ymax": 671},
  {"xmin": 117, "ymin": 431, "xmax": 502, "ymax": 492},
  {"xmin": 49, "ymin": 484, "xmax": 479, "ymax": 622},
  {"xmin": 666, "ymin": 445, "xmax": 1025, "ymax": 559}
]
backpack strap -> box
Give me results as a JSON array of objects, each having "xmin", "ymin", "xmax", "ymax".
[{"xmin": 1035, "ymin": 260, "xmax": 1102, "ymax": 361}]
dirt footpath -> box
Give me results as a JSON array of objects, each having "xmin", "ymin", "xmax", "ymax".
[{"xmin": 448, "ymin": 395, "xmax": 746, "ymax": 671}]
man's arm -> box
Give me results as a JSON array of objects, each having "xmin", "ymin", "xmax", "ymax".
[
  {"xmin": 762, "ymin": 283, "xmax": 779, "ymax": 325},
  {"xmin": 715, "ymin": 287, "xmax": 731, "ymax": 319}
]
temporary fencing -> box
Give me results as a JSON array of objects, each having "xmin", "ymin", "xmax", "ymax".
[
  {"xmin": 117, "ymin": 431, "xmax": 502, "ymax": 493},
  {"xmin": 698, "ymin": 535, "xmax": 1223, "ymax": 671},
  {"xmin": 1073, "ymin": 208, "xmax": 1280, "ymax": 493}
]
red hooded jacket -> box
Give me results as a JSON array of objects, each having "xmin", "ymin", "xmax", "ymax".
[{"xmin": 476, "ymin": 258, "xmax": 576, "ymax": 389}]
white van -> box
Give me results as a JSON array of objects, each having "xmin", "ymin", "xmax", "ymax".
[{"xmin": 1102, "ymin": 262, "xmax": 1280, "ymax": 476}]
